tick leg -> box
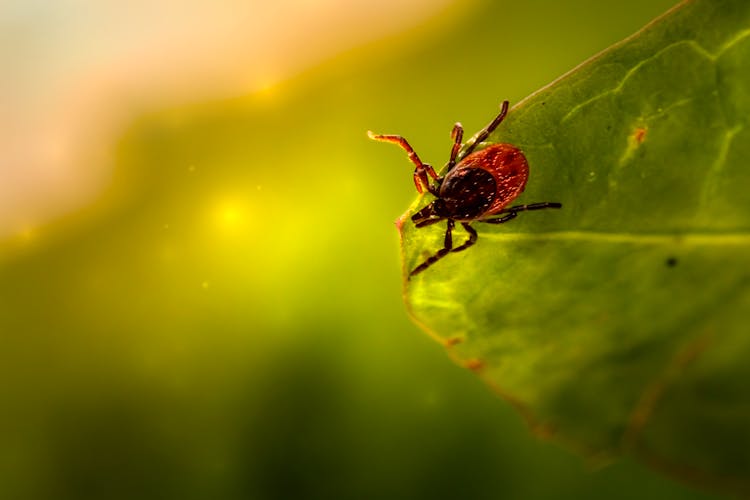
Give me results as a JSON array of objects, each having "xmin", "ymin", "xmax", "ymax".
[
  {"xmin": 480, "ymin": 202, "xmax": 562, "ymax": 224},
  {"xmin": 461, "ymin": 101, "xmax": 510, "ymax": 158},
  {"xmin": 410, "ymin": 220, "xmax": 455, "ymax": 277},
  {"xmin": 367, "ymin": 131, "xmax": 438, "ymax": 194},
  {"xmin": 478, "ymin": 212, "xmax": 518, "ymax": 225},
  {"xmin": 499, "ymin": 202, "xmax": 562, "ymax": 214},
  {"xmin": 446, "ymin": 123, "xmax": 464, "ymax": 173},
  {"xmin": 451, "ymin": 223, "xmax": 477, "ymax": 252},
  {"xmin": 414, "ymin": 217, "xmax": 444, "ymax": 228}
]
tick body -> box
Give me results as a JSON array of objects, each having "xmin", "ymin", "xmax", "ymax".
[
  {"xmin": 369, "ymin": 100, "xmax": 562, "ymax": 277},
  {"xmin": 420, "ymin": 143, "xmax": 528, "ymax": 223}
]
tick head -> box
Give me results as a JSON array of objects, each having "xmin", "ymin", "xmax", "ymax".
[{"xmin": 411, "ymin": 199, "xmax": 447, "ymax": 227}]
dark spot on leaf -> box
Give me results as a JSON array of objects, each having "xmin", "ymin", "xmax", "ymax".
[{"xmin": 666, "ymin": 256, "xmax": 678, "ymax": 267}]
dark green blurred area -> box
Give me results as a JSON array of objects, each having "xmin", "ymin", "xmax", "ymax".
[{"xmin": 0, "ymin": 1, "xmax": 720, "ymax": 499}]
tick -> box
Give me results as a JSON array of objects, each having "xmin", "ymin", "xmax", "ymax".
[{"xmin": 369, "ymin": 100, "xmax": 562, "ymax": 277}]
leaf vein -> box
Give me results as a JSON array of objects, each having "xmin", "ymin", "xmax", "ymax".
[
  {"xmin": 716, "ymin": 28, "xmax": 750, "ymax": 57},
  {"xmin": 699, "ymin": 124, "xmax": 744, "ymax": 209},
  {"xmin": 562, "ymin": 39, "xmax": 714, "ymax": 124}
]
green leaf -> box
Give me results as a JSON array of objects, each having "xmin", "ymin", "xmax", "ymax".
[{"xmin": 398, "ymin": 0, "xmax": 750, "ymax": 494}]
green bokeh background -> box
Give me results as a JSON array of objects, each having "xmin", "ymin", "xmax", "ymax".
[{"xmin": 0, "ymin": 1, "xmax": 722, "ymax": 498}]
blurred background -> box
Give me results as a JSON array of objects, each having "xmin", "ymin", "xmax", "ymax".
[{"xmin": 0, "ymin": 1, "xmax": 721, "ymax": 498}]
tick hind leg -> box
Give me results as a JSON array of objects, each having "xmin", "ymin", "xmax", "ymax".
[
  {"xmin": 410, "ymin": 221, "xmax": 478, "ymax": 278},
  {"xmin": 479, "ymin": 202, "xmax": 562, "ymax": 224}
]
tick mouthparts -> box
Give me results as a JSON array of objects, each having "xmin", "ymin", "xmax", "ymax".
[
  {"xmin": 411, "ymin": 203, "xmax": 433, "ymax": 222},
  {"xmin": 411, "ymin": 202, "xmax": 444, "ymax": 227}
]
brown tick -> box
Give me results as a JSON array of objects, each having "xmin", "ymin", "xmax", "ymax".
[{"xmin": 369, "ymin": 101, "xmax": 562, "ymax": 277}]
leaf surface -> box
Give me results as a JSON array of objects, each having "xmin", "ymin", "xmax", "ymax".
[{"xmin": 399, "ymin": 0, "xmax": 750, "ymax": 493}]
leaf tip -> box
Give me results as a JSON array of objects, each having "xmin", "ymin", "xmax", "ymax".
[{"xmin": 395, "ymin": 213, "xmax": 408, "ymax": 232}]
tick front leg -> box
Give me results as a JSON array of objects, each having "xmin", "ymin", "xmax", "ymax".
[
  {"xmin": 367, "ymin": 131, "xmax": 438, "ymax": 194},
  {"xmin": 409, "ymin": 220, "xmax": 455, "ymax": 278}
]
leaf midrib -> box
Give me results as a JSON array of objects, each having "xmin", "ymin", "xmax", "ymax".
[{"xmin": 479, "ymin": 230, "xmax": 750, "ymax": 245}]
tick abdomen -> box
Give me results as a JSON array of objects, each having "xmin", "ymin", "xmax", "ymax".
[
  {"xmin": 439, "ymin": 168, "xmax": 496, "ymax": 220},
  {"xmin": 442, "ymin": 143, "xmax": 529, "ymax": 220}
]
